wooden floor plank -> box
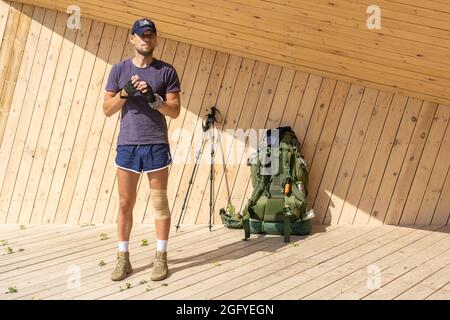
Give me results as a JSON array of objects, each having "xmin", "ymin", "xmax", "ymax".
[
  {"xmin": 0, "ymin": 228, "xmax": 149, "ymax": 283},
  {"xmin": 0, "ymin": 226, "xmax": 111, "ymax": 267},
  {"xmin": 0, "ymin": 224, "xmax": 48, "ymax": 239},
  {"xmin": 425, "ymin": 282, "xmax": 450, "ymax": 300},
  {"xmin": 0, "ymin": 224, "xmax": 110, "ymax": 253},
  {"xmin": 363, "ymin": 229, "xmax": 450, "ymax": 299},
  {"xmin": 396, "ymin": 263, "xmax": 450, "ymax": 300}
]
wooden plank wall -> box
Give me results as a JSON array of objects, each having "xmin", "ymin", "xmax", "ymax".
[
  {"xmin": 8, "ymin": 0, "xmax": 450, "ymax": 107},
  {"xmin": 0, "ymin": 3, "xmax": 449, "ymax": 226}
]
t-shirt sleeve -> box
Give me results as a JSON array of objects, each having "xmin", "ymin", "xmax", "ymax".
[
  {"xmin": 105, "ymin": 64, "xmax": 120, "ymax": 92},
  {"xmin": 165, "ymin": 66, "xmax": 181, "ymax": 93}
]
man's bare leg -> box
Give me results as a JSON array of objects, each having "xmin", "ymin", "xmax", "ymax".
[
  {"xmin": 147, "ymin": 167, "xmax": 170, "ymax": 240},
  {"xmin": 147, "ymin": 167, "xmax": 171, "ymax": 281},
  {"xmin": 111, "ymin": 167, "xmax": 140, "ymax": 281},
  {"xmin": 117, "ymin": 167, "xmax": 140, "ymax": 242}
]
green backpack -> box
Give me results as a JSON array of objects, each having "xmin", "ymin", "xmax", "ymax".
[{"xmin": 241, "ymin": 126, "xmax": 315, "ymax": 243}]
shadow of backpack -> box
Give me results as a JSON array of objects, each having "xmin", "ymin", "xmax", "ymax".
[{"xmin": 241, "ymin": 126, "xmax": 314, "ymax": 243}]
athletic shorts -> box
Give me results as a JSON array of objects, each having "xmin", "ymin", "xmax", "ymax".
[{"xmin": 115, "ymin": 144, "xmax": 172, "ymax": 173}]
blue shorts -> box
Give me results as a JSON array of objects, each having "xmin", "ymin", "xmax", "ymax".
[{"xmin": 115, "ymin": 144, "xmax": 172, "ymax": 173}]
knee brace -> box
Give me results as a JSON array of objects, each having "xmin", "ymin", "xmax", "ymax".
[{"xmin": 151, "ymin": 189, "xmax": 171, "ymax": 220}]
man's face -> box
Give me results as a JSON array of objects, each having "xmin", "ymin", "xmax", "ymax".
[{"xmin": 131, "ymin": 30, "xmax": 157, "ymax": 56}]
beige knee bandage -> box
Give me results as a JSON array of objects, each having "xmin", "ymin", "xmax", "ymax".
[{"xmin": 151, "ymin": 189, "xmax": 171, "ymax": 220}]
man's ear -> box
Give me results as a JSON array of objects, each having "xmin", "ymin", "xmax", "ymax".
[{"xmin": 129, "ymin": 34, "xmax": 135, "ymax": 44}]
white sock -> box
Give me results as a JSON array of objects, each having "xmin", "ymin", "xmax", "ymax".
[
  {"xmin": 118, "ymin": 241, "xmax": 129, "ymax": 252},
  {"xmin": 157, "ymin": 240, "xmax": 168, "ymax": 252}
]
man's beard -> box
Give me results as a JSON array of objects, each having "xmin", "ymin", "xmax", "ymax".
[{"xmin": 136, "ymin": 46, "xmax": 153, "ymax": 56}]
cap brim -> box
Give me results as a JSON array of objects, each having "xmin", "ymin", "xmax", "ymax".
[{"xmin": 134, "ymin": 27, "xmax": 157, "ymax": 36}]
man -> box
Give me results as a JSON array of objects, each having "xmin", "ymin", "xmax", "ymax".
[{"xmin": 103, "ymin": 18, "xmax": 181, "ymax": 282}]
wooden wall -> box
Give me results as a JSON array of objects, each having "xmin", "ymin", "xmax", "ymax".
[
  {"xmin": 0, "ymin": 2, "xmax": 449, "ymax": 226},
  {"xmin": 8, "ymin": 0, "xmax": 450, "ymax": 107}
]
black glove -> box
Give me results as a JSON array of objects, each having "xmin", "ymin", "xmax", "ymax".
[
  {"xmin": 143, "ymin": 82, "xmax": 156, "ymax": 103},
  {"xmin": 142, "ymin": 82, "xmax": 163, "ymax": 109},
  {"xmin": 121, "ymin": 80, "xmax": 137, "ymax": 98}
]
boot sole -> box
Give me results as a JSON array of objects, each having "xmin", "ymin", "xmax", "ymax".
[
  {"xmin": 151, "ymin": 272, "xmax": 168, "ymax": 281},
  {"xmin": 111, "ymin": 270, "xmax": 133, "ymax": 281}
]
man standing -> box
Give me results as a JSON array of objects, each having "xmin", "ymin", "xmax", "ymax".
[{"xmin": 103, "ymin": 18, "xmax": 181, "ymax": 281}]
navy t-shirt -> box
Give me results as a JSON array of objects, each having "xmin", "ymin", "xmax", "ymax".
[{"xmin": 105, "ymin": 58, "xmax": 180, "ymax": 145}]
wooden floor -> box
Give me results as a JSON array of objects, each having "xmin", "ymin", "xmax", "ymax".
[{"xmin": 0, "ymin": 223, "xmax": 449, "ymax": 300}]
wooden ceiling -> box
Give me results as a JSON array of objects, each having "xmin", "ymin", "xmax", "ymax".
[{"xmin": 9, "ymin": 0, "xmax": 450, "ymax": 105}]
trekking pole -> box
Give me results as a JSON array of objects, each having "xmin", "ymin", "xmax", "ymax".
[
  {"xmin": 208, "ymin": 125, "xmax": 215, "ymax": 231},
  {"xmin": 175, "ymin": 129, "xmax": 208, "ymax": 232},
  {"xmin": 176, "ymin": 107, "xmax": 222, "ymax": 232},
  {"xmin": 218, "ymin": 129, "xmax": 232, "ymax": 207},
  {"xmin": 203, "ymin": 107, "xmax": 218, "ymax": 231}
]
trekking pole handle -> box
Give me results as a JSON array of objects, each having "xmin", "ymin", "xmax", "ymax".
[{"xmin": 202, "ymin": 106, "xmax": 222, "ymax": 132}]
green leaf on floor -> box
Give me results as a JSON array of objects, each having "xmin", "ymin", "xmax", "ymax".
[
  {"xmin": 212, "ymin": 261, "xmax": 221, "ymax": 267},
  {"xmin": 6, "ymin": 286, "xmax": 17, "ymax": 294},
  {"xmin": 126, "ymin": 283, "xmax": 132, "ymax": 289},
  {"xmin": 18, "ymin": 248, "xmax": 24, "ymax": 252},
  {"xmin": 139, "ymin": 280, "xmax": 148, "ymax": 285},
  {"xmin": 0, "ymin": 240, "xmax": 7, "ymax": 246},
  {"xmin": 98, "ymin": 260, "xmax": 106, "ymax": 267},
  {"xmin": 5, "ymin": 247, "xmax": 13, "ymax": 254},
  {"xmin": 99, "ymin": 233, "xmax": 109, "ymax": 241},
  {"xmin": 80, "ymin": 223, "xmax": 95, "ymax": 228},
  {"xmin": 141, "ymin": 239, "xmax": 149, "ymax": 246},
  {"xmin": 20, "ymin": 225, "xmax": 26, "ymax": 230},
  {"xmin": 161, "ymin": 283, "xmax": 168, "ymax": 287},
  {"xmin": 119, "ymin": 283, "xmax": 132, "ymax": 292}
]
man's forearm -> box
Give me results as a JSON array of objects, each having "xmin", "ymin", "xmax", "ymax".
[
  {"xmin": 104, "ymin": 91, "xmax": 126, "ymax": 117},
  {"xmin": 157, "ymin": 101, "xmax": 180, "ymax": 119}
]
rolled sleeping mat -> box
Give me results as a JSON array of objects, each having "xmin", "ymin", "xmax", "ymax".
[{"xmin": 249, "ymin": 218, "xmax": 312, "ymax": 236}]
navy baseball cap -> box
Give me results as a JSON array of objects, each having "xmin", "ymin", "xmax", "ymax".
[{"xmin": 131, "ymin": 18, "xmax": 157, "ymax": 36}]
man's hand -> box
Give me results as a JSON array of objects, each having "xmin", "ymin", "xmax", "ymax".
[
  {"xmin": 121, "ymin": 75, "xmax": 164, "ymax": 109},
  {"xmin": 137, "ymin": 80, "xmax": 163, "ymax": 109},
  {"xmin": 121, "ymin": 75, "xmax": 141, "ymax": 98},
  {"xmin": 137, "ymin": 81, "xmax": 155, "ymax": 102}
]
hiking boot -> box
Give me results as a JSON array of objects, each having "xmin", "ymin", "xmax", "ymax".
[
  {"xmin": 111, "ymin": 251, "xmax": 133, "ymax": 281},
  {"xmin": 151, "ymin": 250, "xmax": 168, "ymax": 281}
]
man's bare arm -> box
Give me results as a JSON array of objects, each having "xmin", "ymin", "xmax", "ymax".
[
  {"xmin": 103, "ymin": 90, "xmax": 126, "ymax": 117},
  {"xmin": 136, "ymin": 80, "xmax": 181, "ymax": 119},
  {"xmin": 103, "ymin": 75, "xmax": 141, "ymax": 117},
  {"xmin": 157, "ymin": 92, "xmax": 181, "ymax": 119}
]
